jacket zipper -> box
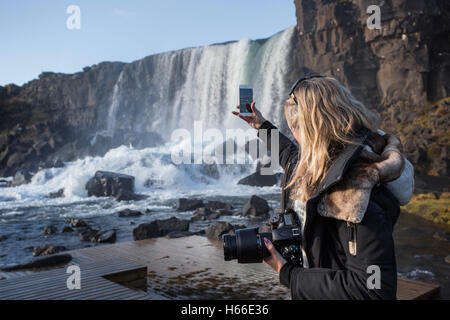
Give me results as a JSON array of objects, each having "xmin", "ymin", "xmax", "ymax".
[{"xmin": 347, "ymin": 221, "xmax": 357, "ymax": 256}]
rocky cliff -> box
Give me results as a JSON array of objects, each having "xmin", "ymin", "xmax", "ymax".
[
  {"xmin": 292, "ymin": 0, "xmax": 450, "ymax": 176},
  {"xmin": 0, "ymin": 0, "xmax": 449, "ymax": 180},
  {"xmin": 0, "ymin": 62, "xmax": 126, "ymax": 176}
]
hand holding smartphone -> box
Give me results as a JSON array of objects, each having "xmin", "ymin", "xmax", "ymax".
[
  {"xmin": 239, "ymin": 85, "xmax": 253, "ymax": 116},
  {"xmin": 233, "ymin": 85, "xmax": 266, "ymax": 129}
]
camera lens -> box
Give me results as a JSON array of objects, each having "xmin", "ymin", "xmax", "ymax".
[
  {"xmin": 222, "ymin": 234, "xmax": 237, "ymax": 261},
  {"xmin": 222, "ymin": 228, "xmax": 273, "ymax": 263}
]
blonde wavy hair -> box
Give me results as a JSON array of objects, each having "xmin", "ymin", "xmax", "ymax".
[{"xmin": 284, "ymin": 76, "xmax": 379, "ymax": 202}]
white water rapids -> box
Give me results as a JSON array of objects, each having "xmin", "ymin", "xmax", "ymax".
[{"xmin": 0, "ymin": 26, "xmax": 297, "ymax": 214}]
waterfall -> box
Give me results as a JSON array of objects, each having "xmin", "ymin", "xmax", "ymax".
[
  {"xmin": 102, "ymin": 26, "xmax": 296, "ymax": 138},
  {"xmin": 105, "ymin": 70, "xmax": 124, "ymax": 136}
]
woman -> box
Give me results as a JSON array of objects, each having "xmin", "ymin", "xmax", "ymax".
[{"xmin": 232, "ymin": 75, "xmax": 414, "ymax": 300}]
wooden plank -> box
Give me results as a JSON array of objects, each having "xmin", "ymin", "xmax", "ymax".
[
  {"xmin": 5, "ymin": 273, "xmax": 148, "ymax": 300},
  {"xmin": 0, "ymin": 257, "xmax": 141, "ymax": 285},
  {"xmin": 0, "ymin": 264, "xmax": 143, "ymax": 299},
  {"xmin": 41, "ymin": 282, "xmax": 141, "ymax": 300},
  {"xmin": 0, "ymin": 260, "xmax": 142, "ymax": 294},
  {"xmin": 397, "ymin": 277, "xmax": 440, "ymax": 300},
  {"xmin": 28, "ymin": 281, "xmax": 121, "ymax": 300},
  {"xmin": 0, "ymin": 257, "xmax": 148, "ymax": 300},
  {"xmin": 11, "ymin": 269, "xmax": 135, "ymax": 300}
]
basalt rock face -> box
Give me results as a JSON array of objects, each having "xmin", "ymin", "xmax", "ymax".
[
  {"xmin": 1, "ymin": 0, "xmax": 448, "ymax": 181},
  {"xmin": 292, "ymin": 0, "xmax": 450, "ymax": 177},
  {"xmin": 0, "ymin": 62, "xmax": 125, "ymax": 177}
]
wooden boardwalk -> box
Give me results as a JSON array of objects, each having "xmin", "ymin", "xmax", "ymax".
[
  {"xmin": 0, "ymin": 257, "xmax": 153, "ymax": 300},
  {"xmin": 0, "ymin": 235, "xmax": 441, "ymax": 300}
]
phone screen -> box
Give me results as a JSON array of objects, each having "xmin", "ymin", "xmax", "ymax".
[{"xmin": 239, "ymin": 86, "xmax": 253, "ymax": 115}]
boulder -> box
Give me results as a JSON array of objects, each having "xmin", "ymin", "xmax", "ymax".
[
  {"xmin": 132, "ymin": 217, "xmax": 190, "ymax": 240},
  {"xmin": 95, "ymin": 229, "xmax": 116, "ymax": 243},
  {"xmin": 115, "ymin": 189, "xmax": 147, "ymax": 202},
  {"xmin": 46, "ymin": 188, "xmax": 64, "ymax": 199},
  {"xmin": 176, "ymin": 198, "xmax": 204, "ymax": 211},
  {"xmin": 237, "ymin": 171, "xmax": 281, "ymax": 187},
  {"xmin": 133, "ymin": 222, "xmax": 159, "ymax": 240},
  {"xmin": 43, "ymin": 225, "xmax": 57, "ymax": 235},
  {"xmin": 78, "ymin": 228, "xmax": 116, "ymax": 243},
  {"xmin": 79, "ymin": 228, "xmax": 99, "ymax": 242},
  {"xmin": 208, "ymin": 212, "xmax": 221, "ymax": 220},
  {"xmin": 11, "ymin": 170, "xmax": 33, "ymax": 187},
  {"xmin": 205, "ymin": 222, "xmax": 246, "ymax": 240},
  {"xmin": 0, "ymin": 254, "xmax": 72, "ymax": 271},
  {"xmin": 156, "ymin": 217, "xmax": 190, "ymax": 235},
  {"xmin": 62, "ymin": 226, "xmax": 74, "ymax": 233},
  {"xmin": 0, "ymin": 179, "xmax": 11, "ymax": 188},
  {"xmin": 205, "ymin": 222, "xmax": 233, "ymax": 240},
  {"xmin": 118, "ymin": 209, "xmax": 143, "ymax": 217},
  {"xmin": 65, "ymin": 218, "xmax": 88, "ymax": 228},
  {"xmin": 205, "ymin": 201, "xmax": 233, "ymax": 211},
  {"xmin": 144, "ymin": 178, "xmax": 164, "ymax": 188},
  {"xmin": 242, "ymin": 195, "xmax": 270, "ymax": 217},
  {"xmin": 85, "ymin": 170, "xmax": 135, "ymax": 198},
  {"xmin": 33, "ymin": 245, "xmax": 66, "ymax": 256},
  {"xmin": 190, "ymin": 207, "xmax": 214, "ymax": 222}
]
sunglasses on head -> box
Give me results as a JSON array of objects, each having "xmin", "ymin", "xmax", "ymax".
[{"xmin": 289, "ymin": 74, "xmax": 325, "ymax": 104}]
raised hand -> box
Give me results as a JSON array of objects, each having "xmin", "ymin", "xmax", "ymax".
[{"xmin": 232, "ymin": 101, "xmax": 266, "ymax": 129}]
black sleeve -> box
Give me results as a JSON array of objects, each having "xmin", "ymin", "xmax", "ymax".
[
  {"xmin": 257, "ymin": 121, "xmax": 299, "ymax": 170},
  {"xmin": 279, "ymin": 264, "xmax": 385, "ymax": 300}
]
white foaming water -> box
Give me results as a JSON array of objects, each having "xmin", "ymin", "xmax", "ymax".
[{"xmin": 0, "ymin": 142, "xmax": 280, "ymax": 214}]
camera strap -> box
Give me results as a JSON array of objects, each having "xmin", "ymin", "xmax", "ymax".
[{"xmin": 281, "ymin": 162, "xmax": 292, "ymax": 212}]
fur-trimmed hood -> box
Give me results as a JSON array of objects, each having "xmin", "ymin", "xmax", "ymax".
[{"xmin": 317, "ymin": 130, "xmax": 414, "ymax": 224}]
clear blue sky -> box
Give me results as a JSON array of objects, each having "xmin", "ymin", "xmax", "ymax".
[{"xmin": 0, "ymin": 0, "xmax": 296, "ymax": 86}]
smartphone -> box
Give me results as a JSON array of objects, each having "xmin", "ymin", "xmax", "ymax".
[{"xmin": 239, "ymin": 85, "xmax": 253, "ymax": 117}]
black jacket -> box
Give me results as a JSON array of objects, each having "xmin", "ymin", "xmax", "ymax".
[{"xmin": 259, "ymin": 121, "xmax": 400, "ymax": 300}]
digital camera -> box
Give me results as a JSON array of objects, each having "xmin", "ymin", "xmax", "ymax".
[{"xmin": 222, "ymin": 210, "xmax": 303, "ymax": 266}]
